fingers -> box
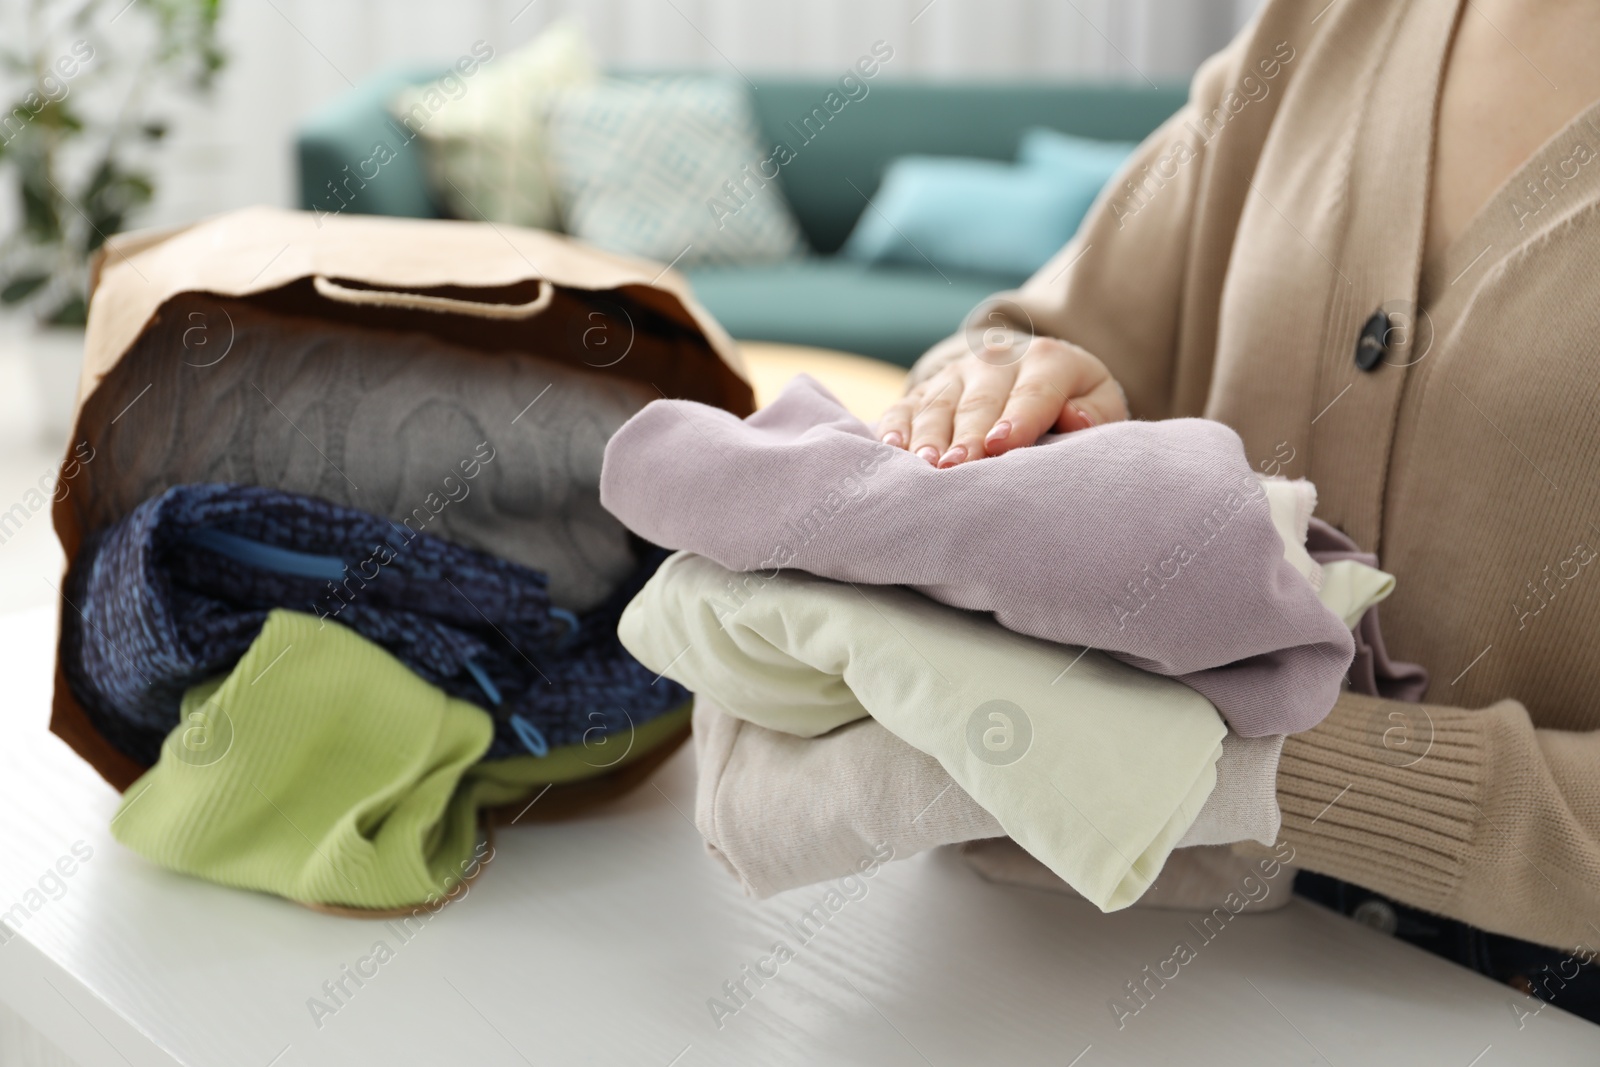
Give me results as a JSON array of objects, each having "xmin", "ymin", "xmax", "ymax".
[
  {"xmin": 877, "ymin": 336, "xmax": 1130, "ymax": 468},
  {"xmin": 983, "ymin": 350, "xmax": 1071, "ymax": 455},
  {"xmin": 908, "ymin": 373, "xmax": 962, "ymax": 464},
  {"xmin": 877, "ymin": 391, "xmax": 916, "ymax": 450},
  {"xmin": 942, "ymin": 359, "xmax": 1018, "ymax": 467},
  {"xmin": 1055, "ymin": 362, "xmax": 1130, "ymax": 432},
  {"xmin": 989, "ymin": 339, "xmax": 1128, "ymax": 451}
]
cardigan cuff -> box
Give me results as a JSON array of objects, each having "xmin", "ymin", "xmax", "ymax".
[{"xmin": 1270, "ymin": 691, "xmax": 1492, "ymax": 914}]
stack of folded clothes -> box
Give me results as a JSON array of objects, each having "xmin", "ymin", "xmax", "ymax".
[
  {"xmin": 600, "ymin": 376, "xmax": 1424, "ymax": 910},
  {"xmin": 59, "ymin": 306, "xmax": 690, "ymax": 912}
]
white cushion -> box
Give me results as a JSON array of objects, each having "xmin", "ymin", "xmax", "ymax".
[{"xmin": 391, "ymin": 19, "xmax": 598, "ymax": 230}]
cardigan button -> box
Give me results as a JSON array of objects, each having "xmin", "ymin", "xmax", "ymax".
[{"xmin": 1355, "ymin": 309, "xmax": 1389, "ymax": 370}]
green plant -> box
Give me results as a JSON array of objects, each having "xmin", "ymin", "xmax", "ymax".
[{"xmin": 0, "ymin": 0, "xmax": 223, "ymax": 324}]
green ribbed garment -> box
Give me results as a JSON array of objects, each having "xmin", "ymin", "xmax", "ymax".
[{"xmin": 111, "ymin": 609, "xmax": 689, "ymax": 910}]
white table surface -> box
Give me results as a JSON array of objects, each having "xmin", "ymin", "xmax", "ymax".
[{"xmin": 1, "ymin": 604, "xmax": 1596, "ymax": 1066}]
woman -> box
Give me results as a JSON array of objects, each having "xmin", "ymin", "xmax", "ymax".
[{"xmin": 880, "ymin": 0, "xmax": 1600, "ymax": 1014}]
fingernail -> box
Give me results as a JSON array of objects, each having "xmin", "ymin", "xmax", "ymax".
[
  {"xmin": 880, "ymin": 430, "xmax": 904, "ymax": 448},
  {"xmin": 1071, "ymin": 404, "xmax": 1097, "ymax": 428},
  {"xmin": 916, "ymin": 446, "xmax": 940, "ymax": 465},
  {"xmin": 937, "ymin": 445, "xmax": 967, "ymax": 468},
  {"xmin": 984, "ymin": 421, "xmax": 1011, "ymax": 447}
]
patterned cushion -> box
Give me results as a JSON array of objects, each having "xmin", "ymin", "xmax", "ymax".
[{"xmin": 546, "ymin": 77, "xmax": 808, "ymax": 266}]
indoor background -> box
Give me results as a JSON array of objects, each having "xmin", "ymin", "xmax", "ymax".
[{"xmin": 0, "ymin": 0, "xmax": 1262, "ymax": 616}]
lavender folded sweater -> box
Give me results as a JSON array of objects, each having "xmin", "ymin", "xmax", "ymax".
[{"xmin": 601, "ymin": 376, "xmax": 1353, "ymax": 736}]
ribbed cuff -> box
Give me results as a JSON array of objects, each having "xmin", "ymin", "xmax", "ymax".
[{"xmin": 1270, "ymin": 691, "xmax": 1492, "ymax": 914}]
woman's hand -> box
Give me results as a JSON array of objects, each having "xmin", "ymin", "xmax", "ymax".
[{"xmin": 878, "ymin": 336, "xmax": 1129, "ymax": 467}]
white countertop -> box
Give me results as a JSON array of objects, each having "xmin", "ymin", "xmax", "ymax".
[{"xmin": 1, "ymin": 603, "xmax": 1595, "ymax": 1066}]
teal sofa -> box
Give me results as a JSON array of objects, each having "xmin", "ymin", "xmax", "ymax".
[{"xmin": 296, "ymin": 74, "xmax": 1184, "ymax": 365}]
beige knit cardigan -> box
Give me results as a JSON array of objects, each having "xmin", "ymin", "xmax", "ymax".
[{"xmin": 910, "ymin": 0, "xmax": 1600, "ymax": 949}]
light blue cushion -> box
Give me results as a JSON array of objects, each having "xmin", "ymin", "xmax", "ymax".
[
  {"xmin": 1018, "ymin": 127, "xmax": 1136, "ymax": 228},
  {"xmin": 1018, "ymin": 127, "xmax": 1137, "ymax": 181},
  {"xmin": 840, "ymin": 157, "xmax": 1067, "ymax": 277},
  {"xmin": 1017, "ymin": 127, "xmax": 1132, "ymax": 230},
  {"xmin": 840, "ymin": 130, "xmax": 1135, "ymax": 278}
]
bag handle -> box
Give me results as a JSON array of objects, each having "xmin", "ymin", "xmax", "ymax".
[{"xmin": 312, "ymin": 274, "xmax": 555, "ymax": 320}]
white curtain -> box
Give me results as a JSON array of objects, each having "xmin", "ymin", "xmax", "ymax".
[{"xmin": 103, "ymin": 0, "xmax": 1262, "ymax": 229}]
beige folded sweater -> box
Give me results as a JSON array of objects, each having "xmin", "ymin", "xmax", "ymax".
[{"xmin": 690, "ymin": 698, "xmax": 1286, "ymax": 901}]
